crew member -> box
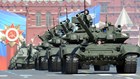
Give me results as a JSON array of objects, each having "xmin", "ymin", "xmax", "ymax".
[
  {"xmin": 66, "ymin": 18, "xmax": 78, "ymax": 32},
  {"xmin": 83, "ymin": 9, "xmax": 92, "ymax": 27}
]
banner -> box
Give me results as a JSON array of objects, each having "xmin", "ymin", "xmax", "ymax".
[
  {"xmin": 0, "ymin": 10, "xmax": 26, "ymax": 70},
  {"xmin": 0, "ymin": 10, "xmax": 26, "ymax": 38}
]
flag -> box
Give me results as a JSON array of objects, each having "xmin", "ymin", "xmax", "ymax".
[
  {"xmin": 59, "ymin": 5, "xmax": 101, "ymax": 27},
  {"xmin": 0, "ymin": 42, "xmax": 6, "ymax": 57},
  {"xmin": 59, "ymin": 11, "xmax": 78, "ymax": 22},
  {"xmin": 0, "ymin": 10, "xmax": 26, "ymax": 70},
  {"xmin": 89, "ymin": 5, "xmax": 101, "ymax": 27}
]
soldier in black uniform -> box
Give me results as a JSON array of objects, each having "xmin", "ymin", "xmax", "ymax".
[{"xmin": 83, "ymin": 9, "xmax": 92, "ymax": 27}]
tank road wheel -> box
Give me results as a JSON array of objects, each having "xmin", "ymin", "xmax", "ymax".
[
  {"xmin": 116, "ymin": 55, "xmax": 137, "ymax": 73},
  {"xmin": 8, "ymin": 61, "xmax": 17, "ymax": 70},
  {"xmin": 22, "ymin": 64, "xmax": 28, "ymax": 69},
  {"xmin": 40, "ymin": 56, "xmax": 48, "ymax": 70},
  {"xmin": 34, "ymin": 58, "xmax": 40, "ymax": 70},
  {"xmin": 61, "ymin": 58, "xmax": 65, "ymax": 73},
  {"xmin": 8, "ymin": 58, "xmax": 17, "ymax": 70},
  {"xmin": 35, "ymin": 56, "xmax": 48, "ymax": 70},
  {"xmin": 94, "ymin": 65, "xmax": 110, "ymax": 71},
  {"xmin": 39, "ymin": 56, "xmax": 48, "ymax": 70},
  {"xmin": 116, "ymin": 65, "xmax": 124, "ymax": 73},
  {"xmin": 62, "ymin": 56, "xmax": 78, "ymax": 74},
  {"xmin": 8, "ymin": 63, "xmax": 17, "ymax": 70},
  {"xmin": 48, "ymin": 56, "xmax": 61, "ymax": 72}
]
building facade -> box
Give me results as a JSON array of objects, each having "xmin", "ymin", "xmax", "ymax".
[{"xmin": 0, "ymin": 0, "xmax": 140, "ymax": 45}]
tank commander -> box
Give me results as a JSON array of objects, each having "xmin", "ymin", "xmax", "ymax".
[
  {"xmin": 77, "ymin": 9, "xmax": 92, "ymax": 28},
  {"xmin": 65, "ymin": 18, "xmax": 78, "ymax": 32},
  {"xmin": 83, "ymin": 9, "xmax": 93, "ymax": 27},
  {"xmin": 97, "ymin": 39, "xmax": 102, "ymax": 45},
  {"xmin": 116, "ymin": 25, "xmax": 122, "ymax": 32},
  {"xmin": 97, "ymin": 39, "xmax": 104, "ymax": 45},
  {"xmin": 53, "ymin": 26, "xmax": 63, "ymax": 37}
]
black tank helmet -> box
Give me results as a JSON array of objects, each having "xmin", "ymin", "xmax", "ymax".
[{"xmin": 84, "ymin": 9, "xmax": 89, "ymax": 15}]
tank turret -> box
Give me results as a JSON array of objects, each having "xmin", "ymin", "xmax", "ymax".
[{"xmin": 76, "ymin": 14, "xmax": 129, "ymax": 43}]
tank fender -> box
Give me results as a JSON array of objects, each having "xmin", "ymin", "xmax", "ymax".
[
  {"xmin": 37, "ymin": 50, "xmax": 46, "ymax": 57},
  {"xmin": 62, "ymin": 45, "xmax": 80, "ymax": 56},
  {"xmin": 120, "ymin": 45, "xmax": 140, "ymax": 57},
  {"xmin": 49, "ymin": 47, "xmax": 60, "ymax": 57}
]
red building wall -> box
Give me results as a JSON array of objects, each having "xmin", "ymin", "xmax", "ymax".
[{"xmin": 0, "ymin": 0, "xmax": 139, "ymax": 45}]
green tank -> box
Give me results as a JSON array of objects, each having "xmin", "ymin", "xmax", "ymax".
[
  {"xmin": 60, "ymin": 14, "xmax": 140, "ymax": 74},
  {"xmin": 34, "ymin": 25, "xmax": 65, "ymax": 71},
  {"xmin": 8, "ymin": 42, "xmax": 38, "ymax": 69},
  {"xmin": 8, "ymin": 28, "xmax": 54, "ymax": 70},
  {"xmin": 47, "ymin": 16, "xmax": 93, "ymax": 72},
  {"xmin": 46, "ymin": 23, "xmax": 74, "ymax": 72},
  {"xmin": 60, "ymin": 19, "xmax": 92, "ymax": 70},
  {"xmin": 34, "ymin": 41, "xmax": 50, "ymax": 70},
  {"xmin": 35, "ymin": 19, "xmax": 87, "ymax": 72}
]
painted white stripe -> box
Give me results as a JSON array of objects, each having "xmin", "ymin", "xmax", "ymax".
[
  {"xmin": 118, "ymin": 74, "xmax": 137, "ymax": 76},
  {"xmin": 20, "ymin": 75, "xmax": 32, "ymax": 77},
  {"xmin": 20, "ymin": 74, "xmax": 32, "ymax": 78},
  {"xmin": 98, "ymin": 74, "xmax": 113, "ymax": 76},
  {"xmin": 125, "ymin": 77, "xmax": 134, "ymax": 79},
  {"xmin": 0, "ymin": 75, "xmax": 8, "ymax": 77}
]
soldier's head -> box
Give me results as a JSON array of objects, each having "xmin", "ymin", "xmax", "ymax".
[
  {"xmin": 108, "ymin": 22, "xmax": 112, "ymax": 26},
  {"xmin": 84, "ymin": 9, "xmax": 89, "ymax": 15},
  {"xmin": 97, "ymin": 39, "xmax": 102, "ymax": 45},
  {"xmin": 118, "ymin": 25, "xmax": 121, "ymax": 28},
  {"xmin": 66, "ymin": 18, "xmax": 70, "ymax": 23}
]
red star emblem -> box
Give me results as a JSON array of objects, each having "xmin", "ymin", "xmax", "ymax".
[{"xmin": 1, "ymin": 24, "xmax": 23, "ymax": 46}]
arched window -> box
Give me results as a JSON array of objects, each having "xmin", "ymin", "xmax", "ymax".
[
  {"xmin": 36, "ymin": 12, "xmax": 41, "ymax": 26},
  {"xmin": 46, "ymin": 12, "xmax": 52, "ymax": 27}
]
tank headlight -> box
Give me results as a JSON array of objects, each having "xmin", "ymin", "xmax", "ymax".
[
  {"xmin": 80, "ymin": 47, "xmax": 85, "ymax": 52},
  {"xmin": 131, "ymin": 55, "xmax": 138, "ymax": 58},
  {"xmin": 66, "ymin": 56, "xmax": 71, "ymax": 60},
  {"xmin": 122, "ymin": 33, "xmax": 127, "ymax": 37},
  {"xmin": 73, "ymin": 57, "xmax": 78, "ymax": 61}
]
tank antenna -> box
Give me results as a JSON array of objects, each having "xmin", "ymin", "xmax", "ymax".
[
  {"xmin": 53, "ymin": 17, "xmax": 55, "ymax": 26},
  {"xmin": 84, "ymin": 0, "xmax": 86, "ymax": 10},
  {"xmin": 65, "ymin": 5, "xmax": 68, "ymax": 20},
  {"xmin": 105, "ymin": 14, "xmax": 108, "ymax": 26},
  {"xmin": 65, "ymin": 5, "xmax": 69, "ymax": 28}
]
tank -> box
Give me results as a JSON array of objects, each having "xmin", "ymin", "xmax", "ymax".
[
  {"xmin": 60, "ymin": 18, "xmax": 92, "ymax": 70},
  {"xmin": 8, "ymin": 27, "xmax": 55, "ymax": 70},
  {"xmin": 35, "ymin": 19, "xmax": 88, "ymax": 72},
  {"xmin": 60, "ymin": 14, "xmax": 140, "ymax": 74},
  {"xmin": 47, "ymin": 16, "xmax": 95, "ymax": 72},
  {"xmin": 34, "ymin": 28, "xmax": 56, "ymax": 70},
  {"xmin": 45, "ymin": 23, "xmax": 73, "ymax": 72},
  {"xmin": 34, "ymin": 25, "xmax": 65, "ymax": 71},
  {"xmin": 8, "ymin": 42, "xmax": 38, "ymax": 69}
]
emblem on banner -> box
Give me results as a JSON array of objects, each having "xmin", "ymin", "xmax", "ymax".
[{"xmin": 1, "ymin": 24, "xmax": 24, "ymax": 47}]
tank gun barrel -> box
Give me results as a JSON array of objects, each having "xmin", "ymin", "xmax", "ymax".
[
  {"xmin": 48, "ymin": 29, "xmax": 55, "ymax": 37},
  {"xmin": 38, "ymin": 29, "xmax": 54, "ymax": 41},
  {"xmin": 60, "ymin": 22, "xmax": 69, "ymax": 34},
  {"xmin": 38, "ymin": 35, "xmax": 44, "ymax": 41},
  {"xmin": 76, "ymin": 14, "xmax": 95, "ymax": 42}
]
